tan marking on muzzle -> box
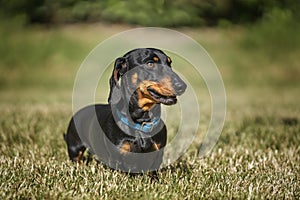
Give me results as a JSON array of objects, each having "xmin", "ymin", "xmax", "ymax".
[
  {"xmin": 137, "ymin": 79, "xmax": 176, "ymax": 111},
  {"xmin": 137, "ymin": 89, "xmax": 157, "ymax": 111},
  {"xmin": 140, "ymin": 78, "xmax": 175, "ymax": 96},
  {"xmin": 157, "ymin": 76, "xmax": 175, "ymax": 96}
]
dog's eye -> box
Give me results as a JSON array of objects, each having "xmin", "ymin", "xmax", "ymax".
[{"xmin": 147, "ymin": 62, "xmax": 154, "ymax": 68}]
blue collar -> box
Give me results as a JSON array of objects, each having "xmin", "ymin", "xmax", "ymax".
[{"xmin": 116, "ymin": 110, "xmax": 160, "ymax": 133}]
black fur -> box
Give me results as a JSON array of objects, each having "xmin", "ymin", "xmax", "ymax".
[{"xmin": 64, "ymin": 48, "xmax": 186, "ymax": 172}]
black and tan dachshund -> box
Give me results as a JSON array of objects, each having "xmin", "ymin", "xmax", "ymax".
[{"xmin": 64, "ymin": 48, "xmax": 186, "ymax": 172}]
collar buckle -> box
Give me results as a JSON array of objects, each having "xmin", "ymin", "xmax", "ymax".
[
  {"xmin": 140, "ymin": 121, "xmax": 155, "ymax": 132},
  {"xmin": 116, "ymin": 109, "xmax": 160, "ymax": 134}
]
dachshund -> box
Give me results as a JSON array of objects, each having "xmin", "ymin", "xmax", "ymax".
[{"xmin": 64, "ymin": 48, "xmax": 187, "ymax": 173}]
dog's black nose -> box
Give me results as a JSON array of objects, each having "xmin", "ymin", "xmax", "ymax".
[{"xmin": 173, "ymin": 81, "xmax": 187, "ymax": 95}]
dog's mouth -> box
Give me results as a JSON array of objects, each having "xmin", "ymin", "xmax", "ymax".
[
  {"xmin": 138, "ymin": 81, "xmax": 177, "ymax": 106},
  {"xmin": 147, "ymin": 87, "xmax": 177, "ymax": 105}
]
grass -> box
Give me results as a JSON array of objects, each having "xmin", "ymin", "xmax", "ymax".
[{"xmin": 0, "ymin": 21, "xmax": 299, "ymax": 199}]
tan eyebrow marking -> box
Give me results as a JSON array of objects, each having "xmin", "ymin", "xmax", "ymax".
[
  {"xmin": 153, "ymin": 56, "xmax": 159, "ymax": 62},
  {"xmin": 167, "ymin": 57, "xmax": 171, "ymax": 63},
  {"xmin": 131, "ymin": 72, "xmax": 138, "ymax": 85}
]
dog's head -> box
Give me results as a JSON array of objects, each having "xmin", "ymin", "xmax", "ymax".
[{"xmin": 108, "ymin": 48, "xmax": 187, "ymax": 111}]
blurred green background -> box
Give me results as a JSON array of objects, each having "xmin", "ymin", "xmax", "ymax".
[
  {"xmin": 0, "ymin": 0, "xmax": 299, "ymax": 94},
  {"xmin": 0, "ymin": 0, "xmax": 299, "ymax": 124},
  {"xmin": 1, "ymin": 0, "xmax": 299, "ymax": 26}
]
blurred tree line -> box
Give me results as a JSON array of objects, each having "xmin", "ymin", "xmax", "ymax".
[{"xmin": 0, "ymin": 0, "xmax": 299, "ymax": 27}]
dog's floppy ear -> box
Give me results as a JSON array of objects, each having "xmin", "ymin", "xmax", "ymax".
[{"xmin": 108, "ymin": 57, "xmax": 128, "ymax": 103}]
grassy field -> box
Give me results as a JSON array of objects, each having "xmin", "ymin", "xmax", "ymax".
[{"xmin": 0, "ymin": 21, "xmax": 299, "ymax": 199}]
